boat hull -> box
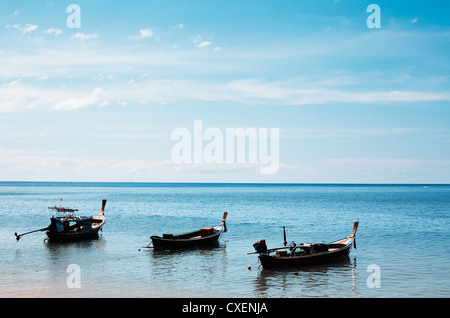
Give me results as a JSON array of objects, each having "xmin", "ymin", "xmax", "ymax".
[
  {"xmin": 255, "ymin": 223, "xmax": 358, "ymax": 269},
  {"xmin": 258, "ymin": 242, "xmax": 352, "ymax": 269},
  {"xmin": 150, "ymin": 230, "xmax": 222, "ymax": 249},
  {"xmin": 149, "ymin": 212, "xmax": 228, "ymax": 250},
  {"xmin": 46, "ymin": 218, "xmax": 105, "ymax": 242}
]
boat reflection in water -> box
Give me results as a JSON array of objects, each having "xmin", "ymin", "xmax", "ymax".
[
  {"xmin": 250, "ymin": 222, "xmax": 359, "ymax": 297},
  {"xmin": 253, "ymin": 257, "xmax": 359, "ymax": 297}
]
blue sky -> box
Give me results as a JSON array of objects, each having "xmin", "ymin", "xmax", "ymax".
[{"xmin": 0, "ymin": 0, "xmax": 449, "ymax": 183}]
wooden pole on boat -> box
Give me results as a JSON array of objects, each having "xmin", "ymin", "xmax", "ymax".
[
  {"xmin": 93, "ymin": 199, "xmax": 107, "ymax": 220},
  {"xmin": 352, "ymin": 221, "xmax": 359, "ymax": 235},
  {"xmin": 352, "ymin": 221, "xmax": 359, "ymax": 249},
  {"xmin": 101, "ymin": 199, "xmax": 107, "ymax": 215},
  {"xmin": 283, "ymin": 226, "xmax": 287, "ymax": 246},
  {"xmin": 222, "ymin": 212, "xmax": 228, "ymax": 232}
]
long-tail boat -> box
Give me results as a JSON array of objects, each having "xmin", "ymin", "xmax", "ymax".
[
  {"xmin": 15, "ymin": 199, "xmax": 106, "ymax": 242},
  {"xmin": 146, "ymin": 212, "xmax": 228, "ymax": 249},
  {"xmin": 251, "ymin": 221, "xmax": 358, "ymax": 269}
]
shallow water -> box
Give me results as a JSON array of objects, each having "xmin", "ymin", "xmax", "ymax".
[{"xmin": 1, "ymin": 182, "xmax": 449, "ymax": 297}]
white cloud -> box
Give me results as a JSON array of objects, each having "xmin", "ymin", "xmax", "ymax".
[
  {"xmin": 24, "ymin": 24, "xmax": 38, "ymax": 33},
  {"xmin": 1, "ymin": 27, "xmax": 449, "ymax": 113},
  {"xmin": 323, "ymin": 157, "xmax": 450, "ymax": 170},
  {"xmin": 11, "ymin": 23, "xmax": 39, "ymax": 34},
  {"xmin": 2, "ymin": 77, "xmax": 450, "ymax": 114},
  {"xmin": 197, "ymin": 41, "xmax": 212, "ymax": 48},
  {"xmin": 0, "ymin": 148, "xmax": 174, "ymax": 181},
  {"xmin": 51, "ymin": 87, "xmax": 106, "ymax": 111},
  {"xmin": 128, "ymin": 28, "xmax": 154, "ymax": 40},
  {"xmin": 192, "ymin": 34, "xmax": 213, "ymax": 48},
  {"xmin": 289, "ymin": 89, "xmax": 450, "ymax": 105},
  {"xmin": 6, "ymin": 79, "xmax": 21, "ymax": 87},
  {"xmin": 0, "ymin": 84, "xmax": 108, "ymax": 113},
  {"xmin": 284, "ymin": 128, "xmax": 414, "ymax": 139},
  {"xmin": 0, "ymin": 147, "xmax": 295, "ymax": 182},
  {"xmin": 44, "ymin": 28, "xmax": 63, "ymax": 36},
  {"xmin": 73, "ymin": 32, "xmax": 100, "ymax": 40},
  {"xmin": 139, "ymin": 29, "xmax": 153, "ymax": 38},
  {"xmin": 411, "ymin": 17, "xmax": 418, "ymax": 24}
]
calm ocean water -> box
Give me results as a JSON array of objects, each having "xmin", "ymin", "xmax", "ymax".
[{"xmin": 0, "ymin": 182, "xmax": 449, "ymax": 298}]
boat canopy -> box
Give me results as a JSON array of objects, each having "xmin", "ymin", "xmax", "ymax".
[
  {"xmin": 48, "ymin": 205, "xmax": 81, "ymax": 219},
  {"xmin": 49, "ymin": 206, "xmax": 78, "ymax": 213}
]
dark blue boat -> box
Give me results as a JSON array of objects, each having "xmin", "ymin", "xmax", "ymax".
[
  {"xmin": 253, "ymin": 221, "xmax": 358, "ymax": 269},
  {"xmin": 15, "ymin": 200, "xmax": 106, "ymax": 242},
  {"xmin": 148, "ymin": 212, "xmax": 228, "ymax": 249}
]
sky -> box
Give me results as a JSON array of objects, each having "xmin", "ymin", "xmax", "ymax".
[{"xmin": 0, "ymin": 0, "xmax": 449, "ymax": 183}]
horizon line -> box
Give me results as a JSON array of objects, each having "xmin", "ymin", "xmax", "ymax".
[{"xmin": 0, "ymin": 181, "xmax": 448, "ymax": 186}]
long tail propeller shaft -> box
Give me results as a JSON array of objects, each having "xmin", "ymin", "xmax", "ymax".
[{"xmin": 15, "ymin": 227, "xmax": 48, "ymax": 241}]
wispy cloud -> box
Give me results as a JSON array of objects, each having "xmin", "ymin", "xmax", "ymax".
[
  {"xmin": 23, "ymin": 24, "xmax": 38, "ymax": 33},
  {"xmin": 72, "ymin": 32, "xmax": 100, "ymax": 40},
  {"xmin": 192, "ymin": 34, "xmax": 213, "ymax": 48},
  {"xmin": 1, "ymin": 27, "xmax": 449, "ymax": 112},
  {"xmin": 0, "ymin": 148, "xmax": 290, "ymax": 182},
  {"xmin": 197, "ymin": 41, "xmax": 212, "ymax": 48},
  {"xmin": 9, "ymin": 23, "xmax": 39, "ymax": 34},
  {"xmin": 171, "ymin": 23, "xmax": 183, "ymax": 29},
  {"xmin": 2, "ymin": 77, "xmax": 450, "ymax": 113},
  {"xmin": 51, "ymin": 87, "xmax": 108, "ymax": 111},
  {"xmin": 283, "ymin": 128, "xmax": 415, "ymax": 139},
  {"xmin": 44, "ymin": 28, "xmax": 63, "ymax": 36},
  {"xmin": 0, "ymin": 84, "xmax": 109, "ymax": 113},
  {"xmin": 128, "ymin": 28, "xmax": 154, "ymax": 40},
  {"xmin": 139, "ymin": 29, "xmax": 153, "ymax": 38},
  {"xmin": 0, "ymin": 148, "xmax": 173, "ymax": 181},
  {"xmin": 323, "ymin": 157, "xmax": 450, "ymax": 168}
]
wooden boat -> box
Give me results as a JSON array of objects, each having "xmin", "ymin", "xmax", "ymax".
[
  {"xmin": 251, "ymin": 221, "xmax": 358, "ymax": 269},
  {"xmin": 15, "ymin": 199, "xmax": 106, "ymax": 242},
  {"xmin": 147, "ymin": 212, "xmax": 228, "ymax": 249}
]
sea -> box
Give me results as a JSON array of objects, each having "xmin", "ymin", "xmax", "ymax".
[{"xmin": 0, "ymin": 182, "xmax": 449, "ymax": 298}]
